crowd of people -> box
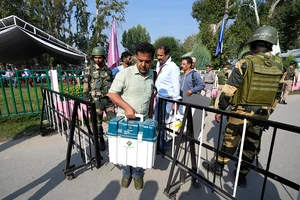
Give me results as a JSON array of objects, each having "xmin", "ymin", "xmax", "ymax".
[
  {"xmin": 1, "ymin": 67, "xmax": 37, "ymax": 87},
  {"xmin": 1, "ymin": 24, "xmax": 298, "ymax": 191},
  {"xmin": 0, "ymin": 66, "xmax": 85, "ymax": 88},
  {"xmin": 81, "ymin": 25, "xmax": 300, "ymax": 191}
]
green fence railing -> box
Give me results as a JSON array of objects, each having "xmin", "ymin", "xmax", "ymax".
[
  {"xmin": 0, "ymin": 69, "xmax": 84, "ymax": 117},
  {"xmin": 57, "ymin": 69, "xmax": 84, "ymax": 97}
]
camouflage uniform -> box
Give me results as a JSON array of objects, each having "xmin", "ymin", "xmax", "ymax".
[
  {"xmin": 214, "ymin": 64, "xmax": 232, "ymax": 109},
  {"xmin": 281, "ymin": 62, "xmax": 299, "ymax": 104},
  {"xmin": 217, "ymin": 53, "xmax": 284, "ymax": 176},
  {"xmin": 82, "ymin": 62, "xmax": 115, "ymax": 140},
  {"xmin": 202, "ymin": 25, "xmax": 285, "ymax": 188}
]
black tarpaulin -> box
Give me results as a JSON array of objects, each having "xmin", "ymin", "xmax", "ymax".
[{"xmin": 0, "ymin": 15, "xmax": 86, "ymax": 64}]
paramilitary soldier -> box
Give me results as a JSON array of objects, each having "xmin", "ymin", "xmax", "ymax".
[
  {"xmin": 280, "ymin": 60, "xmax": 299, "ymax": 104},
  {"xmin": 214, "ymin": 61, "xmax": 232, "ymax": 109},
  {"xmin": 83, "ymin": 46, "xmax": 115, "ymax": 151},
  {"xmin": 202, "ymin": 26, "xmax": 285, "ymax": 187}
]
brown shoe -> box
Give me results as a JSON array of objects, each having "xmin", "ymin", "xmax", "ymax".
[
  {"xmin": 121, "ymin": 177, "xmax": 131, "ymax": 188},
  {"xmin": 133, "ymin": 178, "xmax": 144, "ymax": 190}
]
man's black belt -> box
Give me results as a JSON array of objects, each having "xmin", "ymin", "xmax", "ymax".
[{"xmin": 206, "ymin": 82, "xmax": 214, "ymax": 84}]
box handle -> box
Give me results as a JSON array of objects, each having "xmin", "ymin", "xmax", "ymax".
[{"xmin": 124, "ymin": 114, "xmax": 144, "ymax": 122}]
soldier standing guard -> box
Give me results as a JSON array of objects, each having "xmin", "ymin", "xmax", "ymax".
[
  {"xmin": 202, "ymin": 26, "xmax": 285, "ymax": 187},
  {"xmin": 280, "ymin": 60, "xmax": 299, "ymax": 104},
  {"xmin": 82, "ymin": 46, "xmax": 115, "ymax": 151}
]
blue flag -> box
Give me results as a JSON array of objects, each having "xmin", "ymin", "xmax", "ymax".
[{"xmin": 215, "ymin": 15, "xmax": 226, "ymax": 56}]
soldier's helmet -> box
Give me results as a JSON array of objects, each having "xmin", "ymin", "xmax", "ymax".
[
  {"xmin": 247, "ymin": 26, "xmax": 278, "ymax": 45},
  {"xmin": 92, "ymin": 47, "xmax": 105, "ymax": 57}
]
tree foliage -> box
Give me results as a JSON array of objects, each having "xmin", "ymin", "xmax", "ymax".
[
  {"xmin": 0, "ymin": 0, "xmax": 128, "ymax": 66},
  {"xmin": 121, "ymin": 24, "xmax": 151, "ymax": 54},
  {"xmin": 270, "ymin": 0, "xmax": 300, "ymax": 51},
  {"xmin": 283, "ymin": 55, "xmax": 296, "ymax": 68},
  {"xmin": 88, "ymin": 0, "xmax": 128, "ymax": 54},
  {"xmin": 153, "ymin": 36, "xmax": 184, "ymax": 66},
  {"xmin": 191, "ymin": 0, "xmax": 300, "ymax": 65},
  {"xmin": 182, "ymin": 34, "xmax": 200, "ymax": 53},
  {"xmin": 191, "ymin": 41, "xmax": 211, "ymax": 70}
]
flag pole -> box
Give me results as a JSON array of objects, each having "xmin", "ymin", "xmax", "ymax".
[{"xmin": 215, "ymin": 14, "xmax": 226, "ymax": 69}]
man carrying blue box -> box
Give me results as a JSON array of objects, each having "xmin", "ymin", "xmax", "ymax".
[{"xmin": 108, "ymin": 42, "xmax": 156, "ymax": 190}]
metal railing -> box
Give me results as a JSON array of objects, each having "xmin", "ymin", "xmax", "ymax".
[
  {"xmin": 0, "ymin": 69, "xmax": 84, "ymax": 117},
  {"xmin": 157, "ymin": 97, "xmax": 300, "ymax": 200},
  {"xmin": 39, "ymin": 87, "xmax": 101, "ymax": 179}
]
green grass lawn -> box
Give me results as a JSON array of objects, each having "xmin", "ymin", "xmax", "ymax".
[
  {"xmin": 0, "ymin": 114, "xmax": 41, "ymax": 142},
  {"xmin": 0, "ymin": 82, "xmax": 83, "ymax": 117},
  {"xmin": 0, "ymin": 84, "xmax": 43, "ymax": 116}
]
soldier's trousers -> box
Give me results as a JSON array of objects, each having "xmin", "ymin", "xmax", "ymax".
[
  {"xmin": 214, "ymin": 85, "xmax": 225, "ymax": 109},
  {"xmin": 282, "ymin": 80, "xmax": 293, "ymax": 101},
  {"xmin": 217, "ymin": 111, "xmax": 269, "ymax": 176},
  {"xmin": 95, "ymin": 100, "xmax": 115, "ymax": 137}
]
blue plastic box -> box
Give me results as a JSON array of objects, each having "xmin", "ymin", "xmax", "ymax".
[
  {"xmin": 107, "ymin": 116, "xmax": 158, "ymax": 169},
  {"xmin": 107, "ymin": 117, "xmax": 157, "ymax": 141},
  {"xmin": 107, "ymin": 116, "xmax": 124, "ymax": 137},
  {"xmin": 120, "ymin": 119, "xmax": 157, "ymax": 142}
]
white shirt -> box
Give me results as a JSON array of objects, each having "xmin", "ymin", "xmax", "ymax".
[
  {"xmin": 24, "ymin": 69, "xmax": 31, "ymax": 77},
  {"xmin": 5, "ymin": 71, "xmax": 11, "ymax": 77},
  {"xmin": 155, "ymin": 57, "xmax": 181, "ymax": 100}
]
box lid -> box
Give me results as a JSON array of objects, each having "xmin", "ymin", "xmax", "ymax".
[
  {"xmin": 120, "ymin": 119, "xmax": 140, "ymax": 138},
  {"xmin": 141, "ymin": 119, "xmax": 158, "ymax": 141},
  {"xmin": 107, "ymin": 116, "xmax": 124, "ymax": 136},
  {"xmin": 120, "ymin": 118, "xmax": 158, "ymax": 142}
]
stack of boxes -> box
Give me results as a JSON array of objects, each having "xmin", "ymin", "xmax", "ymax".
[{"xmin": 106, "ymin": 116, "xmax": 158, "ymax": 169}]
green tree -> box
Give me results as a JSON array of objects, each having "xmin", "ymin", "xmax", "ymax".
[
  {"xmin": 182, "ymin": 34, "xmax": 200, "ymax": 53},
  {"xmin": 191, "ymin": 41, "xmax": 211, "ymax": 70},
  {"xmin": 121, "ymin": 24, "xmax": 151, "ymax": 54},
  {"xmin": 153, "ymin": 36, "xmax": 184, "ymax": 65},
  {"xmin": 68, "ymin": 0, "xmax": 90, "ymax": 52},
  {"xmin": 192, "ymin": 0, "xmax": 237, "ymax": 64},
  {"xmin": 88, "ymin": 0, "xmax": 128, "ymax": 54},
  {"xmin": 0, "ymin": 0, "xmax": 69, "ymax": 67},
  {"xmin": 0, "ymin": 0, "xmax": 25, "ymax": 19},
  {"xmin": 283, "ymin": 55, "xmax": 296, "ymax": 68},
  {"xmin": 270, "ymin": 0, "xmax": 300, "ymax": 51},
  {"xmin": 0, "ymin": 0, "xmax": 129, "ymax": 64},
  {"xmin": 191, "ymin": 0, "xmax": 299, "ymax": 63}
]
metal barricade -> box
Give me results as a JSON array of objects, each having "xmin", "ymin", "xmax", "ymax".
[
  {"xmin": 157, "ymin": 97, "xmax": 300, "ymax": 200},
  {"xmin": 39, "ymin": 87, "xmax": 102, "ymax": 180}
]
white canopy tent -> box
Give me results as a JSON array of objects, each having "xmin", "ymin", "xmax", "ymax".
[{"xmin": 0, "ymin": 15, "xmax": 86, "ymax": 64}]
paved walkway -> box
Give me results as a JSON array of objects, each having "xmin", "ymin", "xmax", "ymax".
[{"xmin": 0, "ymin": 95, "xmax": 299, "ymax": 200}]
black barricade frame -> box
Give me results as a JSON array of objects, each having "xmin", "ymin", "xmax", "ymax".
[
  {"xmin": 39, "ymin": 87, "xmax": 102, "ymax": 180},
  {"xmin": 157, "ymin": 97, "xmax": 300, "ymax": 200}
]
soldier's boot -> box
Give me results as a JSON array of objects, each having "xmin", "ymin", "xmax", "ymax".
[
  {"xmin": 238, "ymin": 174, "xmax": 247, "ymax": 188},
  {"xmin": 234, "ymin": 170, "xmax": 247, "ymax": 188},
  {"xmin": 98, "ymin": 126, "xmax": 106, "ymax": 151},
  {"xmin": 99, "ymin": 135, "xmax": 106, "ymax": 151},
  {"xmin": 280, "ymin": 99, "xmax": 287, "ymax": 104},
  {"xmin": 202, "ymin": 161, "xmax": 224, "ymax": 176}
]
